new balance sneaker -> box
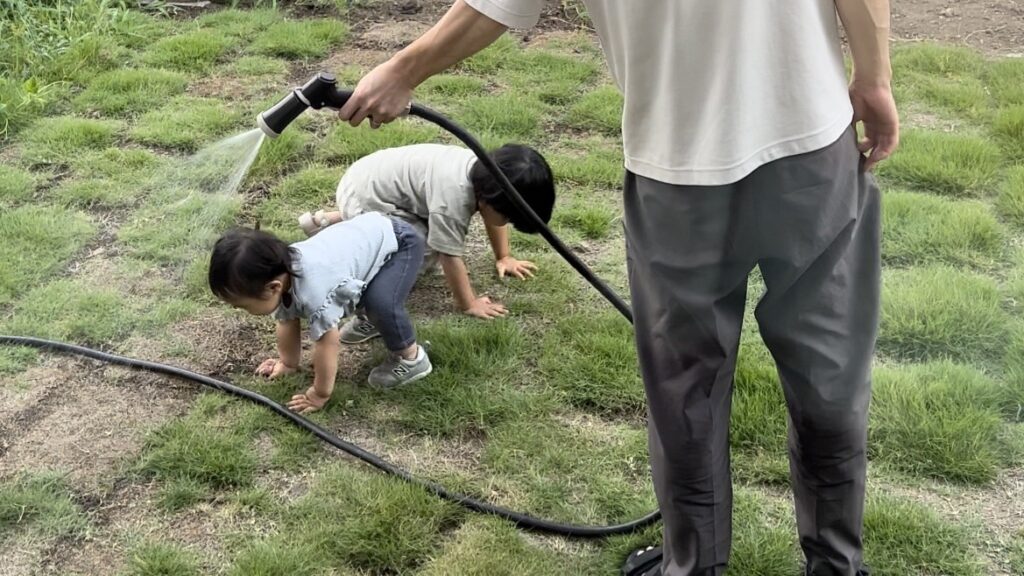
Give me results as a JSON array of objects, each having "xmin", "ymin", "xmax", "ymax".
[
  {"xmin": 339, "ymin": 315, "xmax": 380, "ymax": 344},
  {"xmin": 368, "ymin": 345, "xmax": 432, "ymax": 388}
]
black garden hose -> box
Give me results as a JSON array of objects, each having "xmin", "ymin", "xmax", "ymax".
[{"xmin": 0, "ymin": 99, "xmax": 661, "ymax": 538}]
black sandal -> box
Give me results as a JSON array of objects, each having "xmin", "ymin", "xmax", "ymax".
[{"xmin": 622, "ymin": 545, "xmax": 663, "ymax": 575}]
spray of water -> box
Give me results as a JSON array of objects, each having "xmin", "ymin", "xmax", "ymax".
[{"xmin": 121, "ymin": 128, "xmax": 268, "ymax": 265}]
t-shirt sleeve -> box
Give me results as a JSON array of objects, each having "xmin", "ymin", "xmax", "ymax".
[
  {"xmin": 426, "ymin": 212, "xmax": 470, "ymax": 256},
  {"xmin": 464, "ymin": 0, "xmax": 544, "ymax": 29}
]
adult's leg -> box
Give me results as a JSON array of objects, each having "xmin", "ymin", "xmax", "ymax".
[
  {"xmin": 624, "ymin": 172, "xmax": 757, "ymax": 575},
  {"xmin": 750, "ymin": 129, "xmax": 880, "ymax": 576}
]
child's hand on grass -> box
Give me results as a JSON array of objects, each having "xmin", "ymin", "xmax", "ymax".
[
  {"xmin": 287, "ymin": 387, "xmax": 330, "ymax": 414},
  {"xmin": 464, "ymin": 296, "xmax": 508, "ymax": 320},
  {"xmin": 496, "ymin": 256, "xmax": 536, "ymax": 280},
  {"xmin": 255, "ymin": 358, "xmax": 297, "ymax": 379}
]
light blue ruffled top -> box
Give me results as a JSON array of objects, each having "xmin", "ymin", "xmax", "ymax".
[{"xmin": 273, "ymin": 212, "xmax": 398, "ymax": 341}]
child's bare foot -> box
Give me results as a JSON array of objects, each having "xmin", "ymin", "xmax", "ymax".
[
  {"xmin": 287, "ymin": 386, "xmax": 330, "ymax": 414},
  {"xmin": 298, "ymin": 210, "xmax": 343, "ymax": 237},
  {"xmin": 255, "ymin": 358, "xmax": 297, "ymax": 378}
]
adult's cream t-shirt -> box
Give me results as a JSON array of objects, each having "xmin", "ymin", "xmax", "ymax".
[{"xmin": 464, "ymin": 0, "xmax": 854, "ymax": 186}]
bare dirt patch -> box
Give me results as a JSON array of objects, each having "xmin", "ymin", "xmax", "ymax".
[
  {"xmin": 892, "ymin": 0, "xmax": 1024, "ymax": 55},
  {"xmin": 0, "ymin": 366, "xmax": 191, "ymax": 489}
]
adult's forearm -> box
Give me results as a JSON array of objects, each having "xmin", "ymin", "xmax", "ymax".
[
  {"xmin": 834, "ymin": 0, "xmax": 892, "ymax": 86},
  {"xmin": 389, "ymin": 0, "xmax": 508, "ymax": 87}
]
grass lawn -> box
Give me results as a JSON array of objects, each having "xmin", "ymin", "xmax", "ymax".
[{"xmin": 0, "ymin": 2, "xmax": 1022, "ymax": 575}]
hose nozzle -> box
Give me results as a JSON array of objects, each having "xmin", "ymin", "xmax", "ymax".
[{"xmin": 257, "ymin": 72, "xmax": 352, "ymax": 138}]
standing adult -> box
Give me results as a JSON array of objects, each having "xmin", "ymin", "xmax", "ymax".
[{"xmin": 338, "ymin": 1, "xmax": 899, "ymax": 574}]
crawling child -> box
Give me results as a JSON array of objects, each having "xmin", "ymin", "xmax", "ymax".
[
  {"xmin": 208, "ymin": 212, "xmax": 429, "ymax": 414},
  {"xmin": 297, "ymin": 143, "xmax": 555, "ymax": 331}
]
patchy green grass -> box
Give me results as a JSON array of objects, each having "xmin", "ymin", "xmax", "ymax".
[
  {"xmin": 997, "ymin": 166, "xmax": 1024, "ymax": 229},
  {"xmin": 863, "ymin": 496, "xmax": 984, "ymax": 575},
  {"xmin": 870, "ymin": 361, "xmax": 1011, "ymax": 483},
  {"xmin": 420, "ymin": 74, "xmax": 488, "ymax": 101},
  {"xmin": 882, "ymin": 190, "xmax": 1004, "ymax": 268},
  {"xmin": 0, "ymin": 346, "xmax": 38, "ymax": 375},
  {"xmin": 458, "ymin": 34, "xmax": 518, "ymax": 75},
  {"xmin": 459, "ymin": 93, "xmax": 544, "ymax": 141},
  {"xmin": 130, "ymin": 97, "xmax": 243, "ymax": 151},
  {"xmin": 279, "ymin": 464, "xmax": 461, "ymax": 573},
  {"xmin": 731, "ymin": 338, "xmax": 789, "ymax": 458},
  {"xmin": 388, "ymin": 318, "xmax": 556, "ymax": 436},
  {"xmin": 228, "ymin": 540, "xmax": 324, "ymax": 576},
  {"xmin": 251, "ymin": 19, "xmax": 348, "ymax": 59},
  {"xmin": 248, "ymin": 127, "xmax": 309, "ymax": 183},
  {"xmin": 878, "ymin": 266, "xmax": 1010, "ymax": 363},
  {"xmin": 505, "ymin": 50, "xmax": 600, "ymax": 105},
  {"xmin": 1, "ymin": 279, "xmax": 140, "ymax": 345},
  {"xmin": 568, "ymin": 86, "xmax": 623, "ymax": 135},
  {"xmin": 316, "ymin": 121, "xmax": 441, "ymax": 164},
  {"xmin": 552, "ymin": 197, "xmax": 617, "ymax": 240},
  {"xmin": 538, "ymin": 311, "xmax": 643, "ymax": 415},
  {"xmin": 992, "ymin": 105, "xmax": 1024, "ymax": 162},
  {"xmin": 0, "ymin": 205, "xmax": 94, "ymax": 304},
  {"xmin": 726, "ymin": 491, "xmax": 803, "ymax": 576},
  {"xmin": 419, "ymin": 518, "xmax": 575, "ymax": 575},
  {"xmin": 196, "ymin": 8, "xmax": 282, "ymax": 40},
  {"xmin": 482, "ymin": 418, "xmax": 652, "ymax": 523},
  {"xmin": 892, "ymin": 43, "xmax": 985, "ymax": 78},
  {"xmin": 0, "ymin": 472, "xmax": 89, "ymax": 541},
  {"xmin": 142, "ymin": 30, "xmax": 231, "ymax": 73},
  {"xmin": 54, "ymin": 148, "xmax": 161, "ymax": 208},
  {"xmin": 127, "ymin": 542, "xmax": 200, "ymax": 576},
  {"xmin": 0, "ymin": 165, "xmax": 36, "ymax": 205},
  {"xmin": 157, "ymin": 478, "xmax": 208, "ymax": 512},
  {"xmin": 74, "ymin": 68, "xmax": 189, "ymax": 116},
  {"xmin": 256, "ymin": 165, "xmax": 339, "ymax": 236},
  {"xmin": 139, "ymin": 417, "xmax": 257, "ymax": 489},
  {"xmin": 119, "ymin": 190, "xmax": 241, "ymax": 265},
  {"xmin": 1010, "ymin": 531, "xmax": 1024, "ymax": 575},
  {"xmin": 19, "ymin": 116, "xmax": 120, "ymax": 165},
  {"xmin": 877, "ymin": 129, "xmax": 1003, "ymax": 197},
  {"xmin": 986, "ymin": 58, "xmax": 1024, "ymax": 107},
  {"xmin": 548, "ymin": 137, "xmax": 624, "ymax": 188}
]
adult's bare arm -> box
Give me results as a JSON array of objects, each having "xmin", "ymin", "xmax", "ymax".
[
  {"xmin": 339, "ymin": 0, "xmax": 507, "ymax": 127},
  {"xmin": 834, "ymin": 0, "xmax": 900, "ymax": 169}
]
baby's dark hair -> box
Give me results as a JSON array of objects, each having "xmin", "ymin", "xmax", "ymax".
[
  {"xmin": 470, "ymin": 144, "xmax": 555, "ymax": 234},
  {"xmin": 208, "ymin": 228, "xmax": 300, "ymax": 301}
]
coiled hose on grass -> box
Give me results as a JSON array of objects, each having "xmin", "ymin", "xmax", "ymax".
[{"xmin": 0, "ymin": 98, "xmax": 661, "ymax": 538}]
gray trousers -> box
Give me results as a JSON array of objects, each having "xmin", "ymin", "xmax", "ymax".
[{"xmin": 624, "ymin": 127, "xmax": 880, "ymax": 576}]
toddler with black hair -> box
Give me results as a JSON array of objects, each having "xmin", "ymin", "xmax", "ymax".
[
  {"xmin": 208, "ymin": 212, "xmax": 430, "ymax": 414},
  {"xmin": 297, "ymin": 142, "xmax": 555, "ymax": 340}
]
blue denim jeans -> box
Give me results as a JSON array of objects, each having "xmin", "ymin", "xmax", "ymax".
[{"xmin": 360, "ymin": 218, "xmax": 424, "ymax": 352}]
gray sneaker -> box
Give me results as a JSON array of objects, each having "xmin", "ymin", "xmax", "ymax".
[
  {"xmin": 340, "ymin": 315, "xmax": 380, "ymax": 344},
  {"xmin": 368, "ymin": 346, "xmax": 432, "ymax": 388}
]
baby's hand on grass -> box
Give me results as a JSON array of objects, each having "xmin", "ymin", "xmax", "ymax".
[
  {"xmin": 496, "ymin": 256, "xmax": 536, "ymax": 280},
  {"xmin": 287, "ymin": 387, "xmax": 330, "ymax": 414},
  {"xmin": 464, "ymin": 296, "xmax": 508, "ymax": 320},
  {"xmin": 255, "ymin": 358, "xmax": 296, "ymax": 379}
]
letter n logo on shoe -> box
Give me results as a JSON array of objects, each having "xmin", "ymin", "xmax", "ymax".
[{"xmin": 393, "ymin": 364, "xmax": 410, "ymax": 377}]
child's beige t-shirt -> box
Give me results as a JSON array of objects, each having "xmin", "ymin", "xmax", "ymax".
[
  {"xmin": 466, "ymin": 0, "xmax": 853, "ymax": 186},
  {"xmin": 336, "ymin": 144, "xmax": 478, "ymax": 257}
]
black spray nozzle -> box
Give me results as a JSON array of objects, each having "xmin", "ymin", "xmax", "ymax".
[{"xmin": 257, "ymin": 72, "xmax": 353, "ymax": 138}]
